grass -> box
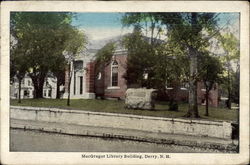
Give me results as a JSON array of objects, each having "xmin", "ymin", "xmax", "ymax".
[{"xmin": 10, "ymin": 99, "xmax": 238, "ymax": 122}]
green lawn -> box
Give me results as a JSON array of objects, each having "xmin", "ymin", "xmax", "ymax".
[{"xmin": 10, "ymin": 99, "xmax": 238, "ymax": 122}]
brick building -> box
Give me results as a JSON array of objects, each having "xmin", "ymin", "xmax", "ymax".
[
  {"xmin": 94, "ymin": 49, "xmax": 127, "ymax": 99},
  {"xmin": 64, "ymin": 45, "xmax": 219, "ymax": 107},
  {"xmin": 92, "ymin": 48, "xmax": 219, "ymax": 107}
]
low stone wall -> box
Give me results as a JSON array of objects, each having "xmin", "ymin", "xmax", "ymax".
[{"xmin": 10, "ymin": 106, "xmax": 233, "ymax": 139}]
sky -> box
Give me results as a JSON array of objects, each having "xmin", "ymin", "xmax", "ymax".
[
  {"xmin": 72, "ymin": 13, "xmax": 131, "ymax": 41},
  {"xmin": 71, "ymin": 12, "xmax": 240, "ymax": 49}
]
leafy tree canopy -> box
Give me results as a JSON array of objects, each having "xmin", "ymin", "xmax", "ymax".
[
  {"xmin": 95, "ymin": 42, "xmax": 116, "ymax": 66},
  {"xmin": 10, "ymin": 12, "xmax": 86, "ymax": 98}
]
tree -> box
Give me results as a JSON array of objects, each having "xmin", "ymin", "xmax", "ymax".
[
  {"xmin": 10, "ymin": 12, "xmax": 75, "ymax": 98},
  {"xmin": 156, "ymin": 13, "xmax": 219, "ymax": 117},
  {"xmin": 198, "ymin": 53, "xmax": 223, "ymax": 116},
  {"xmin": 122, "ymin": 13, "xmax": 166, "ymax": 89},
  {"xmin": 217, "ymin": 33, "xmax": 240, "ymax": 109},
  {"xmin": 122, "ymin": 13, "xmax": 164, "ymax": 46},
  {"xmin": 63, "ymin": 28, "xmax": 87, "ymax": 106},
  {"xmin": 122, "ymin": 13, "xmax": 190, "ymax": 110},
  {"xmin": 122, "ymin": 14, "xmax": 169, "ymax": 90},
  {"xmin": 94, "ymin": 41, "xmax": 116, "ymax": 82},
  {"xmin": 231, "ymin": 69, "xmax": 240, "ymax": 104},
  {"xmin": 10, "ymin": 42, "xmax": 29, "ymax": 103},
  {"xmin": 122, "ymin": 27, "xmax": 157, "ymax": 88},
  {"xmin": 95, "ymin": 42, "xmax": 116, "ymax": 70},
  {"xmin": 122, "ymin": 13, "xmax": 219, "ymax": 117},
  {"xmin": 164, "ymin": 49, "xmax": 189, "ymax": 111},
  {"xmin": 50, "ymin": 55, "xmax": 66, "ymax": 99}
]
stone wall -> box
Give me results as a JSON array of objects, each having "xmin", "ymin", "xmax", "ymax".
[{"xmin": 10, "ymin": 106, "xmax": 233, "ymax": 139}]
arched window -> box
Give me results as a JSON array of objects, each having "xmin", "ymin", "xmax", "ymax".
[{"xmin": 111, "ymin": 60, "xmax": 118, "ymax": 87}]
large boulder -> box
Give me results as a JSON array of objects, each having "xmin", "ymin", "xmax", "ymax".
[{"xmin": 125, "ymin": 88, "xmax": 157, "ymax": 110}]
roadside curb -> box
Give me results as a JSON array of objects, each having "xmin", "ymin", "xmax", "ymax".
[{"xmin": 11, "ymin": 119, "xmax": 238, "ymax": 153}]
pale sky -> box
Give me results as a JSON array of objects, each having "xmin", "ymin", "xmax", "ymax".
[
  {"xmin": 71, "ymin": 12, "xmax": 240, "ymax": 49},
  {"xmin": 72, "ymin": 13, "xmax": 131, "ymax": 41}
]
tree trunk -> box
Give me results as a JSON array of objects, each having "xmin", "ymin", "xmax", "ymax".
[
  {"xmin": 169, "ymin": 83, "xmax": 179, "ymax": 111},
  {"xmin": 184, "ymin": 13, "xmax": 199, "ymax": 118},
  {"xmin": 55, "ymin": 72, "xmax": 65, "ymax": 99},
  {"xmin": 227, "ymin": 68, "xmax": 232, "ymax": 109},
  {"xmin": 67, "ymin": 63, "xmax": 72, "ymax": 106},
  {"xmin": 18, "ymin": 78, "xmax": 22, "ymax": 103},
  {"xmin": 205, "ymin": 90, "xmax": 209, "ymax": 116},
  {"xmin": 31, "ymin": 74, "xmax": 45, "ymax": 99},
  {"xmin": 56, "ymin": 81, "xmax": 60, "ymax": 99},
  {"xmin": 185, "ymin": 47, "xmax": 199, "ymax": 118}
]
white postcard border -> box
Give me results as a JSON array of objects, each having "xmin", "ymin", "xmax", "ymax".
[{"xmin": 1, "ymin": 1, "xmax": 249, "ymax": 165}]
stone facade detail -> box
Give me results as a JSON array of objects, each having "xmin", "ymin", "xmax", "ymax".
[{"xmin": 63, "ymin": 55, "xmax": 96, "ymax": 99}]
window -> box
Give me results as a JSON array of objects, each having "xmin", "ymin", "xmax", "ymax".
[
  {"xmin": 73, "ymin": 60, "xmax": 83, "ymax": 71},
  {"xmin": 48, "ymin": 90, "xmax": 52, "ymax": 97},
  {"xmin": 111, "ymin": 60, "xmax": 118, "ymax": 87},
  {"xmin": 28, "ymin": 80, "xmax": 31, "ymax": 86},
  {"xmin": 24, "ymin": 90, "xmax": 29, "ymax": 97},
  {"xmin": 79, "ymin": 76, "xmax": 83, "ymax": 94},
  {"xmin": 43, "ymin": 90, "xmax": 47, "ymax": 97}
]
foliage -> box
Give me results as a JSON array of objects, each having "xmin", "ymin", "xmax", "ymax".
[
  {"xmin": 122, "ymin": 27, "xmax": 157, "ymax": 88},
  {"xmin": 198, "ymin": 53, "xmax": 223, "ymax": 116},
  {"xmin": 49, "ymin": 54, "xmax": 67, "ymax": 99},
  {"xmin": 62, "ymin": 28, "xmax": 86, "ymax": 105},
  {"xmin": 122, "ymin": 13, "xmax": 164, "ymax": 45},
  {"xmin": 218, "ymin": 32, "xmax": 240, "ymax": 107},
  {"xmin": 156, "ymin": 13, "xmax": 220, "ymax": 117},
  {"xmin": 122, "ymin": 13, "xmax": 220, "ymax": 117},
  {"xmin": 198, "ymin": 53, "xmax": 223, "ymax": 85},
  {"xmin": 157, "ymin": 13, "xmax": 219, "ymax": 50},
  {"xmin": 231, "ymin": 70, "xmax": 240, "ymax": 104},
  {"xmin": 121, "ymin": 18, "xmax": 187, "ymax": 91},
  {"xmin": 10, "ymin": 41, "xmax": 29, "ymax": 80},
  {"xmin": 10, "ymin": 12, "xmax": 86, "ymax": 99},
  {"xmin": 95, "ymin": 42, "xmax": 116, "ymax": 66},
  {"xmin": 10, "ymin": 41, "xmax": 29, "ymax": 103},
  {"xmin": 219, "ymin": 33, "xmax": 240, "ymax": 61},
  {"xmin": 122, "ymin": 13, "xmax": 169, "ymax": 91},
  {"xmin": 94, "ymin": 41, "xmax": 116, "ymax": 82},
  {"xmin": 154, "ymin": 41, "xmax": 189, "ymax": 106},
  {"xmin": 63, "ymin": 28, "xmax": 87, "ymax": 58}
]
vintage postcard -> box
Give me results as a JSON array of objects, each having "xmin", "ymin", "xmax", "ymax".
[{"xmin": 0, "ymin": 1, "xmax": 249, "ymax": 164}]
